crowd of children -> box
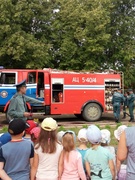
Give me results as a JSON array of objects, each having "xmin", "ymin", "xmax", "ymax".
[{"xmin": 0, "ymin": 118, "xmax": 129, "ymax": 180}]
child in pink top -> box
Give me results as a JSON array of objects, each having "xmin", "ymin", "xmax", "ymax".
[{"xmin": 59, "ymin": 131, "xmax": 86, "ymax": 180}]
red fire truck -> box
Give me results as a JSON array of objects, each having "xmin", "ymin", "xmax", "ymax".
[{"xmin": 0, "ymin": 68, "xmax": 123, "ymax": 121}]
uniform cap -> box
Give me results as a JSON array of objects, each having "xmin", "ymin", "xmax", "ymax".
[
  {"xmin": 41, "ymin": 117, "xmax": 58, "ymax": 131},
  {"xmin": 30, "ymin": 127, "xmax": 41, "ymax": 139},
  {"xmin": 25, "ymin": 120, "xmax": 38, "ymax": 134},
  {"xmin": 114, "ymin": 125, "xmax": 127, "ymax": 140},
  {"xmin": 86, "ymin": 125, "xmax": 102, "ymax": 144},
  {"xmin": 14, "ymin": 79, "xmax": 27, "ymax": 88},
  {"xmin": 8, "ymin": 118, "xmax": 30, "ymax": 135},
  {"xmin": 101, "ymin": 129, "xmax": 111, "ymax": 144},
  {"xmin": 77, "ymin": 128, "xmax": 88, "ymax": 142}
]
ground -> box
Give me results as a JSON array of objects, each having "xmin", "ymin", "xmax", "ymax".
[{"xmin": 0, "ymin": 112, "xmax": 133, "ymax": 146}]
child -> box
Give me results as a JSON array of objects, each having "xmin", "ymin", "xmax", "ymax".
[
  {"xmin": 31, "ymin": 117, "xmax": 63, "ymax": 180},
  {"xmin": 84, "ymin": 125, "xmax": 115, "ymax": 180},
  {"xmin": 0, "ymin": 118, "xmax": 34, "ymax": 180},
  {"xmin": 30, "ymin": 127, "xmax": 41, "ymax": 144},
  {"xmin": 59, "ymin": 130, "xmax": 86, "ymax": 180},
  {"xmin": 101, "ymin": 129, "xmax": 116, "ymax": 165},
  {"xmin": 0, "ymin": 132, "xmax": 11, "ymax": 147},
  {"xmin": 57, "ymin": 131, "xmax": 65, "ymax": 144},
  {"xmin": 77, "ymin": 128, "xmax": 88, "ymax": 171},
  {"xmin": 24, "ymin": 120, "xmax": 38, "ymax": 140},
  {"xmin": 114, "ymin": 125, "xmax": 127, "ymax": 180}
]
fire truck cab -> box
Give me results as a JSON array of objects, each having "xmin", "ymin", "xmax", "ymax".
[{"xmin": 0, "ymin": 68, "xmax": 123, "ymax": 121}]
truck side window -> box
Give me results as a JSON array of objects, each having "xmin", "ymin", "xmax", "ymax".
[
  {"xmin": 0, "ymin": 73, "xmax": 15, "ymax": 84},
  {"xmin": 52, "ymin": 78, "xmax": 64, "ymax": 103},
  {"xmin": 52, "ymin": 84, "xmax": 63, "ymax": 102},
  {"xmin": 28, "ymin": 72, "xmax": 36, "ymax": 84}
]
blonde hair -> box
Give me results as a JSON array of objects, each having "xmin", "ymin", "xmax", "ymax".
[
  {"xmin": 62, "ymin": 132, "xmax": 75, "ymax": 161},
  {"xmin": 78, "ymin": 137, "xmax": 88, "ymax": 143}
]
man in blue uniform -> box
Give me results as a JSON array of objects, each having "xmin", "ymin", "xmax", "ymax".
[
  {"xmin": 112, "ymin": 88, "xmax": 124, "ymax": 123},
  {"xmin": 127, "ymin": 89, "xmax": 135, "ymax": 122},
  {"xmin": 7, "ymin": 79, "xmax": 44, "ymax": 121}
]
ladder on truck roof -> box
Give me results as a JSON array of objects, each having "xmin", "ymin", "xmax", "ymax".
[{"xmin": 43, "ymin": 68, "xmax": 123, "ymax": 75}]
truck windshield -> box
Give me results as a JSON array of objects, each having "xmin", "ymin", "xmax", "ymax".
[{"xmin": 0, "ymin": 73, "xmax": 16, "ymax": 84}]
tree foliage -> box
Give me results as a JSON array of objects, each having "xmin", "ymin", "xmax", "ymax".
[
  {"xmin": 0, "ymin": 0, "xmax": 51, "ymax": 68},
  {"xmin": 104, "ymin": 0, "xmax": 135, "ymax": 87},
  {"xmin": 0, "ymin": 0, "xmax": 135, "ymax": 86},
  {"xmin": 49, "ymin": 0, "xmax": 112, "ymax": 70}
]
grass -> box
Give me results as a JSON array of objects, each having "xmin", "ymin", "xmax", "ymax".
[
  {"xmin": 0, "ymin": 126, "xmax": 8, "ymax": 133},
  {"xmin": 0, "ymin": 123, "xmax": 131, "ymax": 147},
  {"xmin": 64, "ymin": 125, "xmax": 119, "ymax": 146},
  {"xmin": 57, "ymin": 123, "xmax": 129, "ymax": 147}
]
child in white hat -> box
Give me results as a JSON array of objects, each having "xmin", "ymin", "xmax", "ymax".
[
  {"xmin": 84, "ymin": 125, "xmax": 115, "ymax": 180},
  {"xmin": 77, "ymin": 129, "xmax": 88, "ymax": 172},
  {"xmin": 114, "ymin": 125, "xmax": 127, "ymax": 141},
  {"xmin": 101, "ymin": 129, "xmax": 116, "ymax": 165},
  {"xmin": 114, "ymin": 125, "xmax": 127, "ymax": 180},
  {"xmin": 57, "ymin": 131, "xmax": 65, "ymax": 144}
]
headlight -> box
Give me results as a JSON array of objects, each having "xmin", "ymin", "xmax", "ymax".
[{"xmin": 1, "ymin": 91, "xmax": 8, "ymax": 98}]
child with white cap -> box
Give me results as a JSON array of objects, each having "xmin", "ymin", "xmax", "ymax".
[
  {"xmin": 114, "ymin": 125, "xmax": 127, "ymax": 141},
  {"xmin": 31, "ymin": 117, "xmax": 63, "ymax": 180},
  {"xmin": 84, "ymin": 125, "xmax": 115, "ymax": 180},
  {"xmin": 77, "ymin": 128, "xmax": 88, "ymax": 172},
  {"xmin": 59, "ymin": 130, "xmax": 86, "ymax": 180},
  {"xmin": 114, "ymin": 125, "xmax": 127, "ymax": 180},
  {"xmin": 57, "ymin": 131, "xmax": 65, "ymax": 144},
  {"xmin": 101, "ymin": 129, "xmax": 116, "ymax": 165}
]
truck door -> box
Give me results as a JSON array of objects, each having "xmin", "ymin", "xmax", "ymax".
[
  {"xmin": 26, "ymin": 71, "xmax": 45, "ymax": 112},
  {"xmin": 0, "ymin": 72, "xmax": 17, "ymax": 107},
  {"xmin": 37, "ymin": 71, "xmax": 44, "ymax": 101},
  {"xmin": 27, "ymin": 71, "xmax": 44, "ymax": 101}
]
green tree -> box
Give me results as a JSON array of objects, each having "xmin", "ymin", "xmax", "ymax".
[
  {"xmin": 0, "ymin": 0, "xmax": 52, "ymax": 68},
  {"xmin": 104, "ymin": 0, "xmax": 135, "ymax": 87},
  {"xmin": 1, "ymin": 0, "xmax": 135, "ymax": 88},
  {"xmin": 50, "ymin": 0, "xmax": 112, "ymax": 70}
]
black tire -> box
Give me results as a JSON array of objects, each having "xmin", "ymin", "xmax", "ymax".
[
  {"xmin": 74, "ymin": 114, "xmax": 82, "ymax": 119},
  {"xmin": 82, "ymin": 103, "xmax": 102, "ymax": 121}
]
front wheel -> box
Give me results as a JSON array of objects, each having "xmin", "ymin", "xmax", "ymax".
[{"xmin": 82, "ymin": 103, "xmax": 102, "ymax": 121}]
